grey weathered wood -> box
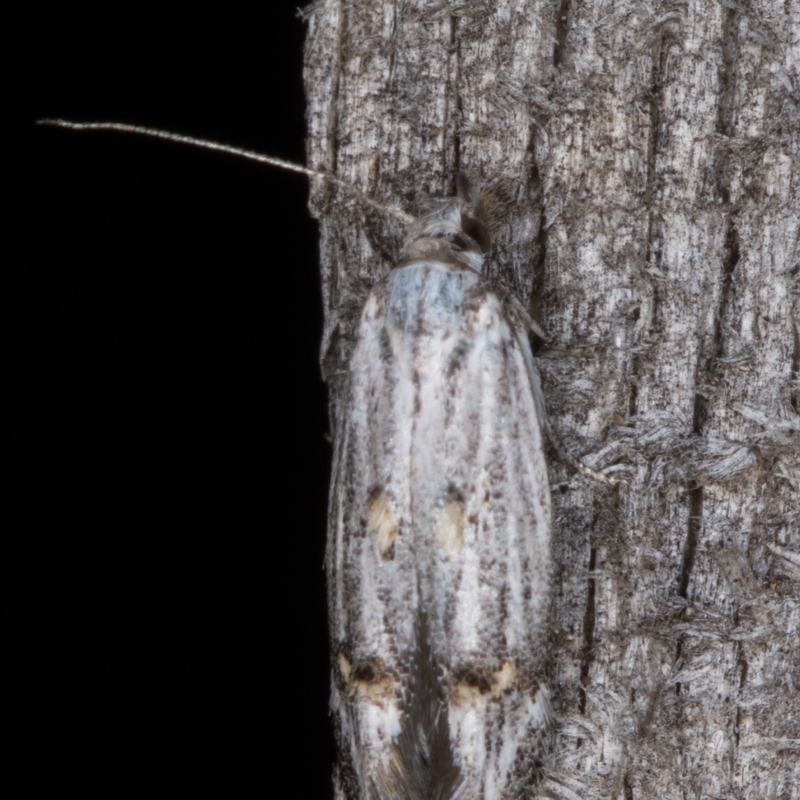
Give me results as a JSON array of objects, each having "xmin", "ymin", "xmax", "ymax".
[{"xmin": 304, "ymin": 1, "xmax": 800, "ymax": 798}]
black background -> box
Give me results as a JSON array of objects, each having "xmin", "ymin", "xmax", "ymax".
[{"xmin": 27, "ymin": 4, "xmax": 333, "ymax": 794}]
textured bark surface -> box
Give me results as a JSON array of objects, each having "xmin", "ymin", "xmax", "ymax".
[{"xmin": 304, "ymin": 1, "xmax": 799, "ymax": 798}]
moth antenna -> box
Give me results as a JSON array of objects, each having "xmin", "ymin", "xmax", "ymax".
[
  {"xmin": 508, "ymin": 297, "xmax": 628, "ymax": 487},
  {"xmin": 40, "ymin": 117, "xmax": 626, "ymax": 486},
  {"xmin": 547, "ymin": 428, "xmax": 628, "ymax": 486},
  {"xmin": 36, "ymin": 118, "xmax": 415, "ymax": 226},
  {"xmin": 534, "ymin": 387, "xmax": 628, "ymax": 487}
]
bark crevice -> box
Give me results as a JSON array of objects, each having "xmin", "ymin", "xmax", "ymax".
[
  {"xmin": 449, "ymin": 14, "xmax": 462, "ymax": 193},
  {"xmin": 674, "ymin": 481, "xmax": 701, "ymax": 695},
  {"xmin": 638, "ymin": 31, "xmax": 669, "ymax": 418},
  {"xmin": 679, "ymin": 484, "xmax": 701, "ymax": 601},
  {"xmin": 790, "ymin": 320, "xmax": 799, "ymax": 415},
  {"xmin": 623, "ymin": 771, "xmax": 634, "ymax": 800},
  {"xmin": 578, "ymin": 545, "xmax": 597, "ymax": 715},
  {"xmin": 735, "ymin": 636, "xmax": 748, "ymax": 748},
  {"xmin": 553, "ymin": 0, "xmax": 571, "ymax": 68},
  {"xmin": 715, "ymin": 6, "xmax": 740, "ymax": 154},
  {"xmin": 325, "ymin": 1, "xmax": 346, "ymax": 176},
  {"xmin": 528, "ymin": 131, "xmax": 547, "ymax": 328}
]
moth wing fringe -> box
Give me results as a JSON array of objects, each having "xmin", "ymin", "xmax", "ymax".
[{"xmin": 375, "ymin": 609, "xmax": 463, "ymax": 800}]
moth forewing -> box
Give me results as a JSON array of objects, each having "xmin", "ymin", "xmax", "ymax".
[{"xmin": 328, "ymin": 177, "xmax": 553, "ymax": 800}]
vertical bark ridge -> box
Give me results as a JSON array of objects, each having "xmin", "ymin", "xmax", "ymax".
[
  {"xmin": 542, "ymin": 3, "xmax": 667, "ymax": 794},
  {"xmin": 671, "ymin": 0, "xmax": 800, "ymax": 794}
]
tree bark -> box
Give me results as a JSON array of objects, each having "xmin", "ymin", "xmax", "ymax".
[{"xmin": 303, "ymin": 1, "xmax": 800, "ymax": 798}]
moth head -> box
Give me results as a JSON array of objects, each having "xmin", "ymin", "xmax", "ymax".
[{"xmin": 398, "ymin": 172, "xmax": 492, "ymax": 273}]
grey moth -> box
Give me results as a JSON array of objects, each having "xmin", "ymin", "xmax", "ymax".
[{"xmin": 327, "ymin": 174, "xmax": 553, "ymax": 800}]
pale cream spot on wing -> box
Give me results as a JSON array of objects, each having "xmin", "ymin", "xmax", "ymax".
[
  {"xmin": 493, "ymin": 661, "xmax": 516, "ymax": 692},
  {"xmin": 451, "ymin": 683, "xmax": 482, "ymax": 706},
  {"xmin": 436, "ymin": 497, "xmax": 464, "ymax": 557},
  {"xmin": 366, "ymin": 491, "xmax": 399, "ymax": 556},
  {"xmin": 352, "ymin": 675, "xmax": 396, "ymax": 700}
]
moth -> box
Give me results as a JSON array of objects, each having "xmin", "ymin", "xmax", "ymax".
[
  {"xmin": 328, "ymin": 175, "xmax": 553, "ymax": 800},
  {"xmin": 38, "ymin": 120, "xmax": 572, "ymax": 799}
]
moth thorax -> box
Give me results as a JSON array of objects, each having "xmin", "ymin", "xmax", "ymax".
[{"xmin": 399, "ymin": 195, "xmax": 489, "ymax": 273}]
